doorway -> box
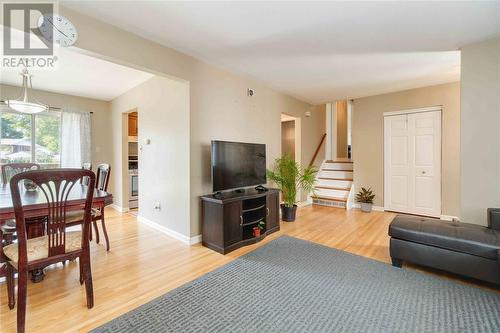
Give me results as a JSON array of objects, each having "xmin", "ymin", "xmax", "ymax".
[
  {"xmin": 124, "ymin": 109, "xmax": 139, "ymax": 214},
  {"xmin": 280, "ymin": 113, "xmax": 301, "ymax": 163},
  {"xmin": 384, "ymin": 107, "xmax": 442, "ymax": 217},
  {"xmin": 280, "ymin": 113, "xmax": 303, "ymax": 200}
]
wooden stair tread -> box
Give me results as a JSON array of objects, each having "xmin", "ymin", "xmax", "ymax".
[
  {"xmin": 318, "ymin": 177, "xmax": 353, "ymax": 181},
  {"xmin": 321, "ymin": 168, "xmax": 353, "ymax": 172},
  {"xmin": 312, "ymin": 196, "xmax": 348, "ymax": 202},
  {"xmin": 315, "ymin": 186, "xmax": 350, "ymax": 191}
]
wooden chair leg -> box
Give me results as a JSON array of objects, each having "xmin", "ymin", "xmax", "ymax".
[
  {"xmin": 6, "ymin": 263, "xmax": 15, "ymax": 309},
  {"xmin": 92, "ymin": 220, "xmax": 100, "ymax": 244},
  {"xmin": 79, "ymin": 257, "xmax": 84, "ymax": 285},
  {"xmin": 82, "ymin": 249, "xmax": 94, "ymax": 309},
  {"xmin": 100, "ymin": 213, "xmax": 110, "ymax": 251},
  {"xmin": 17, "ymin": 269, "xmax": 28, "ymax": 333}
]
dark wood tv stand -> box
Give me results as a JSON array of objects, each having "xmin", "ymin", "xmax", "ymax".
[{"xmin": 201, "ymin": 188, "xmax": 280, "ymax": 254}]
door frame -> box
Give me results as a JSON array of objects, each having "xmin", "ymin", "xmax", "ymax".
[{"xmin": 383, "ymin": 106, "xmax": 443, "ymax": 217}]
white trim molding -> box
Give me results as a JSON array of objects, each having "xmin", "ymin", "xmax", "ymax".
[
  {"xmin": 383, "ymin": 105, "xmax": 442, "ymax": 117},
  {"xmin": 110, "ymin": 204, "xmax": 129, "ymax": 213},
  {"xmin": 440, "ymin": 215, "xmax": 459, "ymax": 221},
  {"xmin": 137, "ymin": 215, "xmax": 202, "ymax": 245}
]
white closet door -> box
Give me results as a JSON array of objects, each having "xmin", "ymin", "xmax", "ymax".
[
  {"xmin": 410, "ymin": 111, "xmax": 441, "ymax": 217},
  {"xmin": 384, "ymin": 110, "xmax": 441, "ymax": 217},
  {"xmin": 384, "ymin": 114, "xmax": 411, "ymax": 213}
]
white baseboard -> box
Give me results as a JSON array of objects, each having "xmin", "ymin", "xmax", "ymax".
[
  {"xmin": 137, "ymin": 215, "xmax": 201, "ymax": 245},
  {"xmin": 440, "ymin": 215, "xmax": 459, "ymax": 221},
  {"xmin": 110, "ymin": 204, "xmax": 129, "ymax": 213},
  {"xmin": 297, "ymin": 198, "xmax": 313, "ymax": 207},
  {"xmin": 352, "ymin": 203, "xmax": 385, "ymax": 212}
]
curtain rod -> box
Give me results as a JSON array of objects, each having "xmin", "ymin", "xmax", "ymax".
[{"xmin": 0, "ymin": 100, "xmax": 93, "ymax": 114}]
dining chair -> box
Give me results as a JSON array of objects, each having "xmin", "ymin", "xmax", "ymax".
[
  {"xmin": 2, "ymin": 169, "xmax": 96, "ymax": 333},
  {"xmin": 92, "ymin": 163, "xmax": 111, "ymax": 251},
  {"xmin": 65, "ymin": 163, "xmax": 111, "ymax": 251},
  {"xmin": 81, "ymin": 162, "xmax": 93, "ymax": 186},
  {"xmin": 1, "ymin": 163, "xmax": 40, "ymax": 185},
  {"xmin": 1, "ymin": 163, "xmax": 42, "ymax": 269}
]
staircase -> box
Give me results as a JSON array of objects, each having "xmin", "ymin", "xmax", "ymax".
[{"xmin": 312, "ymin": 159, "xmax": 354, "ymax": 209}]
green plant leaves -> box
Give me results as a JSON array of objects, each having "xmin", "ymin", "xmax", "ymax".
[
  {"xmin": 355, "ymin": 187, "xmax": 375, "ymax": 204},
  {"xmin": 266, "ymin": 154, "xmax": 317, "ymax": 207}
]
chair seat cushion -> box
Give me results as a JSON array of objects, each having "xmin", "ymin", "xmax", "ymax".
[
  {"xmin": 65, "ymin": 210, "xmax": 85, "ymax": 224},
  {"xmin": 3, "ymin": 231, "xmax": 82, "ymax": 266},
  {"xmin": 389, "ymin": 215, "xmax": 500, "ymax": 260}
]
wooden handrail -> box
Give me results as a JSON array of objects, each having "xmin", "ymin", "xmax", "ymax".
[{"xmin": 309, "ymin": 133, "xmax": 327, "ymax": 167}]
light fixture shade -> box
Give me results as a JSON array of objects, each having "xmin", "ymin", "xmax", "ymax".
[
  {"xmin": 6, "ymin": 100, "xmax": 47, "ymax": 114},
  {"xmin": 6, "ymin": 69, "xmax": 48, "ymax": 114}
]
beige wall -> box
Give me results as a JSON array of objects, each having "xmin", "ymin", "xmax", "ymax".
[
  {"xmin": 305, "ymin": 104, "xmax": 326, "ymax": 168},
  {"xmin": 59, "ymin": 7, "xmax": 323, "ymax": 238},
  {"xmin": 460, "ymin": 37, "xmax": 500, "ymax": 225},
  {"xmin": 281, "ymin": 121, "xmax": 295, "ymax": 160},
  {"xmin": 111, "ymin": 76, "xmax": 190, "ymax": 236},
  {"xmin": 0, "ymin": 84, "xmax": 112, "ymax": 168},
  {"xmin": 352, "ymin": 82, "xmax": 460, "ymax": 217}
]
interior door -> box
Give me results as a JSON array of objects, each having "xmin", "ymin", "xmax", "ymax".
[
  {"xmin": 384, "ymin": 110, "xmax": 441, "ymax": 217},
  {"xmin": 384, "ymin": 114, "xmax": 411, "ymax": 213}
]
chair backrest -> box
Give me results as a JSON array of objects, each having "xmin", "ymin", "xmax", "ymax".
[
  {"xmin": 1, "ymin": 163, "xmax": 40, "ymax": 185},
  {"xmin": 10, "ymin": 169, "xmax": 95, "ymax": 266},
  {"xmin": 81, "ymin": 162, "xmax": 93, "ymax": 185},
  {"xmin": 95, "ymin": 163, "xmax": 111, "ymax": 191}
]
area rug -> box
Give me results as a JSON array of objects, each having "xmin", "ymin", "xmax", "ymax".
[{"xmin": 92, "ymin": 236, "xmax": 500, "ymax": 332}]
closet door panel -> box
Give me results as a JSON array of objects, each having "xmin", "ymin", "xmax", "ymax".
[
  {"xmin": 384, "ymin": 115, "xmax": 410, "ymax": 212},
  {"xmin": 409, "ymin": 111, "xmax": 441, "ymax": 217}
]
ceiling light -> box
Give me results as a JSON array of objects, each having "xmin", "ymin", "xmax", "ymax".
[{"xmin": 6, "ymin": 69, "xmax": 47, "ymax": 114}]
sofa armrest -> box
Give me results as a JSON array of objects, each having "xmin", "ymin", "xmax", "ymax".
[{"xmin": 487, "ymin": 208, "xmax": 500, "ymax": 230}]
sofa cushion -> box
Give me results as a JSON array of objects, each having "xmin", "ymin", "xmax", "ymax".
[{"xmin": 389, "ymin": 215, "xmax": 500, "ymax": 260}]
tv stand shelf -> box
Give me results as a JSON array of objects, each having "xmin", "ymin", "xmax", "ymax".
[{"xmin": 201, "ymin": 188, "xmax": 280, "ymax": 254}]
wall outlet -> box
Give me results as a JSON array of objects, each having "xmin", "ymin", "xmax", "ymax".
[{"xmin": 154, "ymin": 202, "xmax": 161, "ymax": 210}]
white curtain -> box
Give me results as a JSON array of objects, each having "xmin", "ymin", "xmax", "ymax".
[{"xmin": 60, "ymin": 109, "xmax": 91, "ymax": 168}]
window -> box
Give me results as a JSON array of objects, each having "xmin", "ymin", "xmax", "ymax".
[{"xmin": 1, "ymin": 110, "xmax": 61, "ymax": 168}]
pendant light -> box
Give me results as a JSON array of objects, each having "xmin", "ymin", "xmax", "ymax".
[{"xmin": 6, "ymin": 69, "xmax": 47, "ymax": 114}]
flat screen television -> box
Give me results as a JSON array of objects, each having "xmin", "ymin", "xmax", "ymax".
[{"xmin": 211, "ymin": 140, "xmax": 266, "ymax": 192}]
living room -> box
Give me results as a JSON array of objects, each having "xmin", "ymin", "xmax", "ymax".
[{"xmin": 1, "ymin": 2, "xmax": 499, "ymax": 332}]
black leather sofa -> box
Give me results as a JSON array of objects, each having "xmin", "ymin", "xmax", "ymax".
[{"xmin": 389, "ymin": 208, "xmax": 500, "ymax": 285}]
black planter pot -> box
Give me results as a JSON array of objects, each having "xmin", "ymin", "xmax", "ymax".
[{"xmin": 281, "ymin": 204, "xmax": 298, "ymax": 222}]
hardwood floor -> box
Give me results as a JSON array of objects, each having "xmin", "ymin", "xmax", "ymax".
[{"xmin": 0, "ymin": 205, "xmax": 495, "ymax": 332}]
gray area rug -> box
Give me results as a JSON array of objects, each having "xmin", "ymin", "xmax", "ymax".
[{"xmin": 93, "ymin": 236, "xmax": 500, "ymax": 333}]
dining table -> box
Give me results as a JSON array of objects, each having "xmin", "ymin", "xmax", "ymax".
[{"xmin": 0, "ymin": 183, "xmax": 113, "ymax": 282}]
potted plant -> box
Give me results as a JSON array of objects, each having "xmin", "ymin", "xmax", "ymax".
[
  {"xmin": 253, "ymin": 221, "xmax": 266, "ymax": 237},
  {"xmin": 267, "ymin": 154, "xmax": 317, "ymax": 222},
  {"xmin": 355, "ymin": 187, "xmax": 375, "ymax": 212}
]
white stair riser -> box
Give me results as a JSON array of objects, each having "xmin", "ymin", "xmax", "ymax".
[
  {"xmin": 320, "ymin": 170, "xmax": 353, "ymax": 179},
  {"xmin": 323, "ymin": 162, "xmax": 353, "ymax": 171},
  {"xmin": 314, "ymin": 188, "xmax": 349, "ymax": 199},
  {"xmin": 316, "ymin": 178, "xmax": 352, "ymax": 188}
]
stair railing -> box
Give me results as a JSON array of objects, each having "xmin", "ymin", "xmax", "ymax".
[{"xmin": 309, "ymin": 133, "xmax": 327, "ymax": 167}]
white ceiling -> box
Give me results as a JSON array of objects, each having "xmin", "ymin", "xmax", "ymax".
[
  {"xmin": 0, "ymin": 28, "xmax": 154, "ymax": 101},
  {"xmin": 62, "ymin": 1, "xmax": 500, "ymax": 104}
]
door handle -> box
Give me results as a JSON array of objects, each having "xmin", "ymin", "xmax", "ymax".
[
  {"xmin": 422, "ymin": 171, "xmax": 426, "ymax": 174},
  {"xmin": 240, "ymin": 216, "xmax": 243, "ymax": 226},
  {"xmin": 266, "ymin": 208, "xmax": 269, "ymax": 217}
]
